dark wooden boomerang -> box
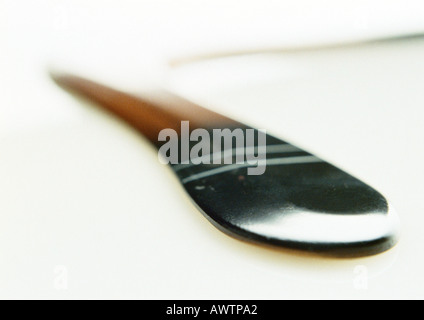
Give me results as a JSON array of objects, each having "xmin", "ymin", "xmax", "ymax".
[{"xmin": 52, "ymin": 73, "xmax": 399, "ymax": 257}]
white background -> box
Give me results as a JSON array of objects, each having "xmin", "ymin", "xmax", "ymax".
[{"xmin": 1, "ymin": 0, "xmax": 424, "ymax": 299}]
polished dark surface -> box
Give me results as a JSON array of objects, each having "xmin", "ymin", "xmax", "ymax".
[
  {"xmin": 52, "ymin": 74, "xmax": 399, "ymax": 257},
  {"xmin": 172, "ymin": 130, "xmax": 397, "ymax": 257}
]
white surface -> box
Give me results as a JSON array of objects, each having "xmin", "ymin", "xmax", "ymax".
[{"xmin": 1, "ymin": 1, "xmax": 424, "ymax": 299}]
